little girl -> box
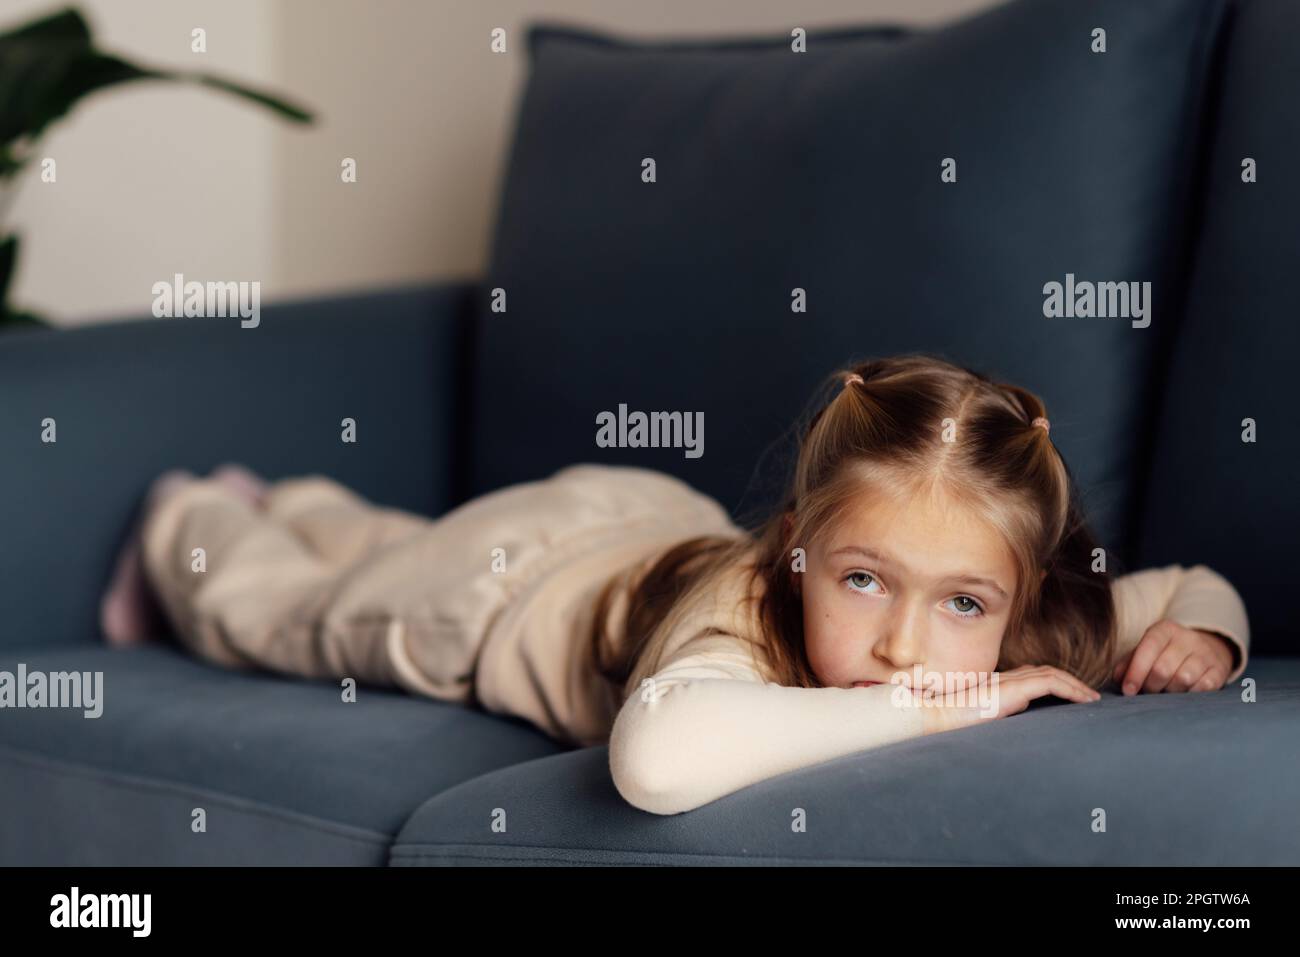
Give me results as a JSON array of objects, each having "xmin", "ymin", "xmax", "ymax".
[{"xmin": 100, "ymin": 353, "xmax": 1250, "ymax": 815}]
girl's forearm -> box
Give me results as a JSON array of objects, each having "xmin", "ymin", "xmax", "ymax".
[{"xmin": 610, "ymin": 678, "xmax": 928, "ymax": 815}]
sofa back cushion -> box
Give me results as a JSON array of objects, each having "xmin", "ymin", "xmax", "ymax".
[
  {"xmin": 0, "ymin": 285, "xmax": 468, "ymax": 649},
  {"xmin": 1135, "ymin": 0, "xmax": 1299, "ymax": 656},
  {"xmin": 470, "ymin": 0, "xmax": 1229, "ymax": 562}
]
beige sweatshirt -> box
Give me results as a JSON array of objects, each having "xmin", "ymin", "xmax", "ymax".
[
  {"xmin": 606, "ymin": 551, "xmax": 1251, "ymax": 815},
  {"xmin": 467, "ymin": 467, "xmax": 1251, "ymax": 816},
  {"xmin": 143, "ymin": 461, "xmax": 1248, "ymax": 818}
]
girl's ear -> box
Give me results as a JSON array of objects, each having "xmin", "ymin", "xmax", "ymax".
[{"xmin": 1040, "ymin": 568, "xmax": 1048, "ymax": 582}]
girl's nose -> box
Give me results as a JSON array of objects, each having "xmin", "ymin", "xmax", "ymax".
[{"xmin": 875, "ymin": 603, "xmax": 927, "ymax": 668}]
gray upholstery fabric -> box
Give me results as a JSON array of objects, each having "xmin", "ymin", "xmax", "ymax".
[
  {"xmin": 1134, "ymin": 0, "xmax": 1300, "ymax": 657},
  {"xmin": 0, "ymin": 645, "xmax": 562, "ymax": 865},
  {"xmin": 2, "ymin": 0, "xmax": 1295, "ymax": 868},
  {"xmin": 0, "ymin": 282, "xmax": 474, "ymax": 653},
  {"xmin": 390, "ymin": 657, "xmax": 1300, "ymax": 866},
  {"xmin": 471, "ymin": 0, "xmax": 1229, "ymax": 566}
]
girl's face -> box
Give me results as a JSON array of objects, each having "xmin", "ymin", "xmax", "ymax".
[{"xmin": 798, "ymin": 486, "xmax": 1025, "ymax": 691}]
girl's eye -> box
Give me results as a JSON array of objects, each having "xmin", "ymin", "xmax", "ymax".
[
  {"xmin": 843, "ymin": 571, "xmax": 881, "ymax": 594},
  {"xmin": 843, "ymin": 574, "xmax": 985, "ymax": 619},
  {"xmin": 946, "ymin": 595, "xmax": 984, "ymax": 618}
]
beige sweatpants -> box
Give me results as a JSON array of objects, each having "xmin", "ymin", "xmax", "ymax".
[
  {"xmin": 138, "ymin": 463, "xmax": 747, "ymax": 741},
  {"xmin": 138, "ymin": 474, "xmax": 475, "ymax": 700}
]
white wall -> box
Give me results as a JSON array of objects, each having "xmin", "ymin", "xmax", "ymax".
[
  {"xmin": 6, "ymin": 0, "xmax": 276, "ymax": 324},
  {"xmin": 4, "ymin": 0, "xmax": 999, "ymax": 326}
]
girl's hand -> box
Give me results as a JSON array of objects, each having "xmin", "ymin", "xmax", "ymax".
[
  {"xmin": 919, "ymin": 665, "xmax": 1100, "ymax": 735},
  {"xmin": 1110, "ymin": 619, "xmax": 1235, "ymax": 695}
]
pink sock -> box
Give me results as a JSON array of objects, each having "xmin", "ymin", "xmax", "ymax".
[
  {"xmin": 211, "ymin": 462, "xmax": 271, "ymax": 508},
  {"xmin": 101, "ymin": 469, "xmax": 196, "ymax": 646}
]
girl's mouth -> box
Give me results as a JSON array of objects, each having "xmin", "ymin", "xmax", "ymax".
[{"xmin": 854, "ymin": 680, "xmax": 926, "ymax": 694}]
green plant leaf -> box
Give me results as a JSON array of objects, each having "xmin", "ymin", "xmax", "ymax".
[
  {"xmin": 0, "ymin": 308, "xmax": 47, "ymax": 332},
  {"xmin": 190, "ymin": 74, "xmax": 313, "ymax": 122},
  {"xmin": 0, "ymin": 233, "xmax": 47, "ymax": 331},
  {"xmin": 0, "ymin": 6, "xmax": 312, "ymax": 159},
  {"xmin": 2, "ymin": 8, "xmax": 91, "ymax": 43},
  {"xmin": 0, "ymin": 7, "xmax": 313, "ymax": 329},
  {"xmin": 0, "ymin": 233, "xmax": 16, "ymax": 302}
]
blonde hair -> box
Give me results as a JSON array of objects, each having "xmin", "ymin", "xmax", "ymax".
[{"xmin": 589, "ymin": 353, "xmax": 1118, "ymax": 700}]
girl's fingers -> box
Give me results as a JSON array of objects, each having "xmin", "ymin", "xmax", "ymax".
[
  {"xmin": 1002, "ymin": 667, "xmax": 1098, "ymax": 703},
  {"xmin": 1183, "ymin": 661, "xmax": 1223, "ymax": 693},
  {"xmin": 1143, "ymin": 644, "xmax": 1193, "ymax": 694},
  {"xmin": 1193, "ymin": 666, "xmax": 1226, "ymax": 692},
  {"xmin": 1111, "ymin": 652, "xmax": 1132, "ymax": 685},
  {"xmin": 1045, "ymin": 666, "xmax": 1100, "ymax": 701},
  {"xmin": 1060, "ymin": 673, "xmax": 1100, "ymax": 701},
  {"xmin": 1045, "ymin": 672, "xmax": 1094, "ymax": 701},
  {"xmin": 1166, "ymin": 655, "xmax": 1211, "ymax": 693},
  {"xmin": 1121, "ymin": 624, "xmax": 1176, "ymax": 695},
  {"xmin": 1032, "ymin": 672, "xmax": 1096, "ymax": 703}
]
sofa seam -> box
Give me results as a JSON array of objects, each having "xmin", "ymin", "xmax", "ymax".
[
  {"xmin": 387, "ymin": 844, "xmax": 1012, "ymax": 867},
  {"xmin": 0, "ymin": 742, "xmax": 391, "ymax": 848}
]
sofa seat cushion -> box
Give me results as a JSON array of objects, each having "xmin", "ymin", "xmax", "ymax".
[
  {"xmin": 390, "ymin": 656, "xmax": 1300, "ymax": 866},
  {"xmin": 0, "ymin": 643, "xmax": 562, "ymax": 864}
]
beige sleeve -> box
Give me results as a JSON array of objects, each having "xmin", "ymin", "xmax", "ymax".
[
  {"xmin": 1111, "ymin": 564, "xmax": 1251, "ymax": 683},
  {"xmin": 608, "ymin": 633, "xmax": 927, "ymax": 815}
]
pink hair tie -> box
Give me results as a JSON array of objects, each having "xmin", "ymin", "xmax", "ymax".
[
  {"xmin": 1031, "ymin": 416, "xmax": 1050, "ymax": 434},
  {"xmin": 844, "ymin": 373, "xmax": 865, "ymax": 388}
]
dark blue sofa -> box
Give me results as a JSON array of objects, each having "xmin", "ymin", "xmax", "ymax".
[{"xmin": 2, "ymin": 0, "xmax": 1297, "ymax": 865}]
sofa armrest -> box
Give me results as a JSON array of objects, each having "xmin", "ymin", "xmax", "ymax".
[{"xmin": 0, "ymin": 280, "xmax": 478, "ymax": 651}]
